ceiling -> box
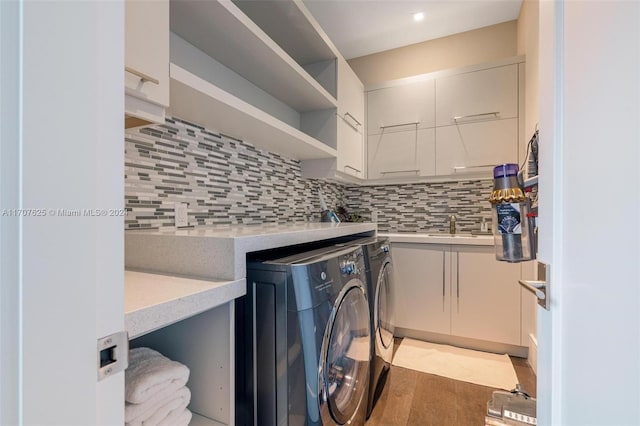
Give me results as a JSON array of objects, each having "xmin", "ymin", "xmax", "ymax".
[{"xmin": 303, "ymin": 0, "xmax": 523, "ymax": 60}]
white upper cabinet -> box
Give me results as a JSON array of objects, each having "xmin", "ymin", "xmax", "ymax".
[
  {"xmin": 367, "ymin": 128, "xmax": 435, "ymax": 179},
  {"xmin": 125, "ymin": 0, "xmax": 169, "ymax": 126},
  {"xmin": 337, "ymin": 57, "xmax": 364, "ymax": 125},
  {"xmin": 435, "ymin": 64, "xmax": 518, "ymax": 126},
  {"xmin": 335, "ymin": 57, "xmax": 365, "ymax": 178},
  {"xmin": 435, "ymin": 118, "xmax": 518, "ymax": 176},
  {"xmin": 367, "ymin": 80, "xmax": 436, "ymax": 134},
  {"xmin": 365, "ymin": 57, "xmax": 523, "ymax": 182},
  {"xmin": 336, "ymin": 117, "xmax": 364, "ymax": 178}
]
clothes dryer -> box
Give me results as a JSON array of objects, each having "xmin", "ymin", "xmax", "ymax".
[
  {"xmin": 344, "ymin": 237, "xmax": 395, "ymax": 418},
  {"xmin": 236, "ymin": 245, "xmax": 371, "ymax": 425}
]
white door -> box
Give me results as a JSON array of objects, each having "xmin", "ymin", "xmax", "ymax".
[
  {"xmin": 537, "ymin": 1, "xmax": 640, "ymax": 424},
  {"xmin": 1, "ymin": 2, "xmax": 125, "ymax": 424}
]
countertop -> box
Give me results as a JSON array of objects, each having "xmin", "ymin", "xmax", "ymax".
[
  {"xmin": 380, "ymin": 232, "xmax": 494, "ymax": 246},
  {"xmin": 125, "ymin": 271, "xmax": 245, "ymax": 339},
  {"xmin": 125, "ymin": 222, "xmax": 377, "ymax": 280}
]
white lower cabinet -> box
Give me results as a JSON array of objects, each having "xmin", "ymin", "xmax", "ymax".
[
  {"xmin": 452, "ymin": 246, "xmax": 522, "ymax": 346},
  {"xmin": 367, "ymin": 128, "xmax": 435, "ymax": 179},
  {"xmin": 391, "ymin": 242, "xmax": 522, "ymax": 347},
  {"xmin": 392, "ymin": 244, "xmax": 451, "ymax": 334}
]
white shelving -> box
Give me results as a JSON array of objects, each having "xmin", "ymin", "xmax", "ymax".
[
  {"xmin": 169, "ymin": 63, "xmax": 337, "ymax": 160},
  {"xmin": 170, "ymin": 0, "xmax": 336, "ymax": 112},
  {"xmin": 190, "ymin": 413, "xmax": 227, "ymax": 426}
]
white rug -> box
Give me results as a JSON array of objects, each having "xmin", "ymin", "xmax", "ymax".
[{"xmin": 392, "ymin": 338, "xmax": 519, "ymax": 390}]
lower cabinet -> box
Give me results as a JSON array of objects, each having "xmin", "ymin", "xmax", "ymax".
[{"xmin": 391, "ymin": 242, "xmax": 522, "ymax": 347}]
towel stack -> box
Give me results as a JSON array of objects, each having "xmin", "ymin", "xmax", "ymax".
[{"xmin": 125, "ymin": 347, "xmax": 192, "ymax": 426}]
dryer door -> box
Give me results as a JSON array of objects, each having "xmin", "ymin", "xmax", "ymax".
[
  {"xmin": 322, "ymin": 283, "xmax": 370, "ymax": 425},
  {"xmin": 376, "ymin": 260, "xmax": 395, "ymax": 352}
]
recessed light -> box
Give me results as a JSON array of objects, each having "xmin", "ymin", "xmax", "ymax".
[{"xmin": 413, "ymin": 12, "xmax": 425, "ymax": 22}]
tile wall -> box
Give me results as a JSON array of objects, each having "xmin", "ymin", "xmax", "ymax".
[
  {"xmin": 125, "ymin": 118, "xmax": 344, "ymax": 229},
  {"xmin": 125, "ymin": 117, "xmax": 493, "ymax": 232}
]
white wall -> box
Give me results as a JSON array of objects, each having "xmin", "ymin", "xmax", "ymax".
[
  {"xmin": 0, "ymin": 1, "xmax": 21, "ymax": 424},
  {"xmin": 2, "ymin": 1, "xmax": 125, "ymax": 424},
  {"xmin": 538, "ymin": 1, "xmax": 640, "ymax": 424}
]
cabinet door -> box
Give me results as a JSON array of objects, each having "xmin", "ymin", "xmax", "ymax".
[
  {"xmin": 125, "ymin": 0, "xmax": 169, "ymax": 108},
  {"xmin": 391, "ymin": 243, "xmax": 451, "ymax": 335},
  {"xmin": 435, "ymin": 118, "xmax": 518, "ymax": 176},
  {"xmin": 452, "ymin": 246, "xmax": 521, "ymax": 346},
  {"xmin": 367, "ymin": 80, "xmax": 435, "ymax": 135},
  {"xmin": 435, "ymin": 64, "xmax": 518, "ymax": 126},
  {"xmin": 368, "ymin": 128, "xmax": 435, "ymax": 179},
  {"xmin": 337, "ymin": 117, "xmax": 364, "ymax": 178},
  {"xmin": 337, "ymin": 57, "xmax": 364, "ymax": 125}
]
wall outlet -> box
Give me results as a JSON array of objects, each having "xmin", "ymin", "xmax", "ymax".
[
  {"xmin": 175, "ymin": 203, "xmax": 189, "ymax": 228},
  {"xmin": 371, "ymin": 210, "xmax": 378, "ymax": 223}
]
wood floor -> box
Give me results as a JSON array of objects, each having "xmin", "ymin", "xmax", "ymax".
[{"xmin": 366, "ymin": 339, "xmax": 537, "ymax": 426}]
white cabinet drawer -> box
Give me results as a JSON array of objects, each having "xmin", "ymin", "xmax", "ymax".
[
  {"xmin": 435, "ymin": 118, "xmax": 518, "ymax": 176},
  {"xmin": 435, "ymin": 64, "xmax": 518, "ymax": 127},
  {"xmin": 367, "ymin": 128, "xmax": 435, "ymax": 179},
  {"xmin": 367, "ymin": 80, "xmax": 435, "ymax": 135}
]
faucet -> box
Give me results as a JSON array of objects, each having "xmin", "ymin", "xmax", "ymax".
[{"xmin": 449, "ymin": 215, "xmax": 456, "ymax": 235}]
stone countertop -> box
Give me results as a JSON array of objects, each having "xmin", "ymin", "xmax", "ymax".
[
  {"xmin": 125, "ymin": 271, "xmax": 245, "ymax": 339},
  {"xmin": 125, "ymin": 222, "xmax": 377, "ymax": 281},
  {"xmin": 380, "ymin": 232, "xmax": 494, "ymax": 246}
]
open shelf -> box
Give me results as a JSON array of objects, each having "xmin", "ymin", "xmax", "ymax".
[
  {"xmin": 168, "ymin": 63, "xmax": 337, "ymax": 160},
  {"xmin": 190, "ymin": 413, "xmax": 227, "ymax": 426},
  {"xmin": 233, "ymin": 0, "xmax": 337, "ymax": 66},
  {"xmin": 170, "ymin": 0, "xmax": 336, "ymax": 112}
]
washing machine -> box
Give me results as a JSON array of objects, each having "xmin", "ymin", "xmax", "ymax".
[
  {"xmin": 343, "ymin": 237, "xmax": 395, "ymax": 418},
  {"xmin": 236, "ymin": 244, "xmax": 371, "ymax": 426}
]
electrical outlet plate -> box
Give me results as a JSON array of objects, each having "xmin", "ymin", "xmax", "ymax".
[
  {"xmin": 371, "ymin": 210, "xmax": 378, "ymax": 223},
  {"xmin": 175, "ymin": 203, "xmax": 188, "ymax": 228}
]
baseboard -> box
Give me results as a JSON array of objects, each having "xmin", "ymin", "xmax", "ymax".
[
  {"xmin": 394, "ymin": 328, "xmax": 528, "ymax": 358},
  {"xmin": 528, "ymin": 333, "xmax": 538, "ymax": 375}
]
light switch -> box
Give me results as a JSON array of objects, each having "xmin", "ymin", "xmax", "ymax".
[{"xmin": 175, "ymin": 203, "xmax": 189, "ymax": 228}]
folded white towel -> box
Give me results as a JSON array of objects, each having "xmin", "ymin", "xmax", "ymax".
[
  {"xmin": 158, "ymin": 407, "xmax": 192, "ymax": 426},
  {"xmin": 125, "ymin": 347, "xmax": 190, "ymax": 404},
  {"xmin": 125, "ymin": 387, "xmax": 191, "ymax": 426}
]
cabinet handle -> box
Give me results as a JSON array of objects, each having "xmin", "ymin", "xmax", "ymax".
[
  {"xmin": 344, "ymin": 112, "xmax": 362, "ymax": 127},
  {"xmin": 379, "ymin": 169, "xmax": 419, "ymax": 175},
  {"xmin": 125, "ymin": 66, "xmax": 160, "ymax": 85},
  {"xmin": 379, "ymin": 121, "xmax": 419, "ymax": 130},
  {"xmin": 442, "ymin": 251, "xmax": 446, "ymax": 312},
  {"xmin": 452, "ymin": 112, "xmax": 499, "ymax": 121},
  {"xmin": 453, "ymin": 164, "xmax": 496, "ymax": 173},
  {"xmin": 456, "ymin": 251, "xmax": 460, "ymax": 313},
  {"xmin": 344, "ymin": 165, "xmax": 361, "ymax": 174},
  {"xmin": 338, "ymin": 113, "xmax": 360, "ymax": 132}
]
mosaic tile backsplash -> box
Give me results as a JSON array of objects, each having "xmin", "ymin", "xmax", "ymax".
[
  {"xmin": 125, "ymin": 118, "xmax": 344, "ymax": 229},
  {"xmin": 125, "ymin": 117, "xmax": 493, "ymax": 232},
  {"xmin": 345, "ymin": 181, "xmax": 493, "ymax": 233}
]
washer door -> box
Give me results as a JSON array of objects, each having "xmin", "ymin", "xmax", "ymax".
[
  {"xmin": 323, "ymin": 285, "xmax": 370, "ymax": 424},
  {"xmin": 376, "ymin": 260, "xmax": 395, "ymax": 351}
]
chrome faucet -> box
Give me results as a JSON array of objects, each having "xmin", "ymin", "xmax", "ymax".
[{"xmin": 449, "ymin": 215, "xmax": 456, "ymax": 235}]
